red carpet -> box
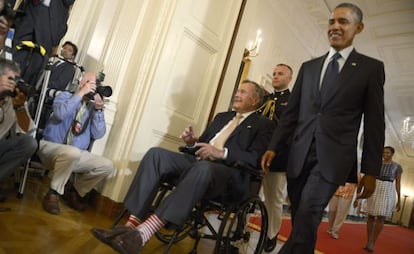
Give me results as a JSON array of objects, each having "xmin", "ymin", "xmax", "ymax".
[{"xmin": 278, "ymin": 218, "xmax": 414, "ymax": 254}]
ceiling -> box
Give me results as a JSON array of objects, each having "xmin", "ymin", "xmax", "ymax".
[{"xmin": 305, "ymin": 0, "xmax": 414, "ymax": 167}]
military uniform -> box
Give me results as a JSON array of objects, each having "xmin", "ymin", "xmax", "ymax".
[
  {"xmin": 257, "ymin": 89, "xmax": 291, "ymax": 172},
  {"xmin": 257, "ymin": 88, "xmax": 291, "ymax": 243}
]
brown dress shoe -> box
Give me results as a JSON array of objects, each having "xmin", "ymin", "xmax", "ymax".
[
  {"xmin": 42, "ymin": 193, "xmax": 60, "ymax": 215},
  {"xmin": 111, "ymin": 228, "xmax": 143, "ymax": 254},
  {"xmin": 91, "ymin": 225, "xmax": 131, "ymax": 245},
  {"xmin": 63, "ymin": 188, "xmax": 86, "ymax": 211}
]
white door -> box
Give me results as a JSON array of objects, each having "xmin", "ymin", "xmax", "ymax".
[{"xmin": 130, "ymin": 0, "xmax": 243, "ymax": 158}]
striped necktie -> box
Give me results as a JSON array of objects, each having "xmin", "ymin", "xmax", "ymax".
[{"xmin": 66, "ymin": 101, "xmax": 87, "ymax": 145}]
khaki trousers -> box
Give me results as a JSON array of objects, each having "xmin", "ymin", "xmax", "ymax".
[
  {"xmin": 328, "ymin": 195, "xmax": 353, "ymax": 234},
  {"xmin": 37, "ymin": 140, "xmax": 114, "ymax": 196},
  {"xmin": 262, "ymin": 171, "xmax": 287, "ymax": 238}
]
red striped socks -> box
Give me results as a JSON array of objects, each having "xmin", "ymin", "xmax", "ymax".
[
  {"xmin": 136, "ymin": 214, "xmax": 165, "ymax": 244},
  {"xmin": 125, "ymin": 214, "xmax": 141, "ymax": 228}
]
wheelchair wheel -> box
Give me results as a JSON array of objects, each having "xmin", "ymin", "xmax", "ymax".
[
  {"xmin": 155, "ymin": 219, "xmax": 194, "ymax": 244},
  {"xmin": 215, "ymin": 196, "xmax": 268, "ymax": 254}
]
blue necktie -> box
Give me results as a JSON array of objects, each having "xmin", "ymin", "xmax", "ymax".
[{"xmin": 321, "ymin": 52, "xmax": 341, "ymax": 92}]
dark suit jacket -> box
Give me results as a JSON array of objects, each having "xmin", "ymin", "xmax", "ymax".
[
  {"xmin": 13, "ymin": 0, "xmax": 75, "ymax": 52},
  {"xmin": 268, "ymin": 49, "xmax": 385, "ymax": 185},
  {"xmin": 12, "ymin": 0, "xmax": 75, "ymax": 85},
  {"xmin": 258, "ymin": 90, "xmax": 291, "ymax": 172},
  {"xmin": 198, "ymin": 111, "xmax": 275, "ymax": 172},
  {"xmin": 48, "ymin": 61, "xmax": 76, "ymax": 90}
]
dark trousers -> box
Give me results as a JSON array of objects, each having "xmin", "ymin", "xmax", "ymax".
[
  {"xmin": 0, "ymin": 135, "xmax": 38, "ymax": 181},
  {"xmin": 124, "ymin": 147, "xmax": 248, "ymax": 226},
  {"xmin": 279, "ymin": 141, "xmax": 338, "ymax": 254}
]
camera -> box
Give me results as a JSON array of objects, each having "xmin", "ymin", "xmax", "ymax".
[
  {"xmin": 85, "ymin": 71, "xmax": 112, "ymax": 99},
  {"xmin": 0, "ymin": 3, "xmax": 22, "ymax": 23},
  {"xmin": 0, "ymin": 78, "xmax": 37, "ymax": 98}
]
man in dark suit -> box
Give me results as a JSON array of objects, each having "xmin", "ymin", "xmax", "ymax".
[
  {"xmin": 91, "ymin": 80, "xmax": 275, "ymax": 253},
  {"xmin": 12, "ymin": 0, "xmax": 75, "ymax": 86},
  {"xmin": 261, "ymin": 3, "xmax": 385, "ymax": 253},
  {"xmin": 47, "ymin": 41, "xmax": 78, "ymax": 90},
  {"xmin": 257, "ymin": 63, "xmax": 292, "ymax": 252}
]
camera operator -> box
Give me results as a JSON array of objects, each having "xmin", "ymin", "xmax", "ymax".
[
  {"xmin": 0, "ymin": 58, "xmax": 38, "ymax": 202},
  {"xmin": 37, "ymin": 72, "xmax": 115, "ymax": 215}
]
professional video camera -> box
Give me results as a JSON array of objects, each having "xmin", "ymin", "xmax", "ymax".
[
  {"xmin": 86, "ymin": 71, "xmax": 112, "ymax": 99},
  {"xmin": 0, "ymin": 78, "xmax": 37, "ymax": 98}
]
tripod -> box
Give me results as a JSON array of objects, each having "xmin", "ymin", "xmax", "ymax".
[{"xmin": 17, "ymin": 58, "xmax": 54, "ymax": 197}]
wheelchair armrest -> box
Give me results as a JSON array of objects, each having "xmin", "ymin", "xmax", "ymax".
[{"xmin": 178, "ymin": 145, "xmax": 200, "ymax": 156}]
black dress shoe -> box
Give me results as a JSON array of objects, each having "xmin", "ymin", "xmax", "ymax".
[
  {"xmin": 264, "ymin": 236, "xmax": 277, "ymax": 252},
  {"xmin": 111, "ymin": 229, "xmax": 144, "ymax": 254},
  {"xmin": 218, "ymin": 245, "xmax": 239, "ymax": 254},
  {"xmin": 91, "ymin": 225, "xmax": 131, "ymax": 245},
  {"xmin": 63, "ymin": 187, "xmax": 86, "ymax": 211}
]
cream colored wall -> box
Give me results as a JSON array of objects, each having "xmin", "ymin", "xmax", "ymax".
[
  {"xmin": 214, "ymin": 0, "xmax": 329, "ymax": 116},
  {"xmin": 62, "ymin": 0, "xmax": 243, "ymax": 202}
]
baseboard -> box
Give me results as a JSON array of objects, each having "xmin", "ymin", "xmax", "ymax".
[{"xmin": 87, "ymin": 189, "xmax": 126, "ymax": 220}]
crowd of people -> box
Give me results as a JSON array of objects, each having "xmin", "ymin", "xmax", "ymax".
[
  {"xmin": 0, "ymin": 0, "xmax": 115, "ymax": 216},
  {"xmin": 0, "ymin": 1, "xmax": 405, "ymax": 254}
]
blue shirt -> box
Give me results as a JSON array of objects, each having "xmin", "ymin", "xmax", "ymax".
[{"xmin": 42, "ymin": 92, "xmax": 106, "ymax": 150}]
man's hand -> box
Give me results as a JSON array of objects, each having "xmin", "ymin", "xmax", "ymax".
[
  {"xmin": 195, "ymin": 142, "xmax": 224, "ymax": 160},
  {"xmin": 261, "ymin": 150, "xmax": 276, "ymax": 174},
  {"xmin": 77, "ymin": 79, "xmax": 96, "ymax": 97},
  {"xmin": 356, "ymin": 174, "xmax": 376, "ymax": 199},
  {"xmin": 0, "ymin": 15, "xmax": 9, "ymax": 36},
  {"xmin": 0, "ymin": 74, "xmax": 15, "ymax": 94},
  {"xmin": 180, "ymin": 125, "xmax": 198, "ymax": 145},
  {"xmin": 93, "ymin": 93, "xmax": 105, "ymax": 110},
  {"xmin": 12, "ymin": 88, "xmax": 27, "ymax": 108}
]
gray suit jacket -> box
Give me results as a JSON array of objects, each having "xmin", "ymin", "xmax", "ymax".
[{"xmin": 269, "ymin": 49, "xmax": 385, "ymax": 185}]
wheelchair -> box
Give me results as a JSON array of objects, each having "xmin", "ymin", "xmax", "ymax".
[{"xmin": 112, "ymin": 166, "xmax": 268, "ymax": 254}]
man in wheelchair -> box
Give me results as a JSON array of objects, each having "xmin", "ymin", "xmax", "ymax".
[{"xmin": 91, "ymin": 80, "xmax": 275, "ymax": 254}]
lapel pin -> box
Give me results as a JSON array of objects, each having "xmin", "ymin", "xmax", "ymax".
[
  {"xmin": 247, "ymin": 126, "xmax": 252, "ymax": 129},
  {"xmin": 351, "ymin": 62, "xmax": 357, "ymax": 66}
]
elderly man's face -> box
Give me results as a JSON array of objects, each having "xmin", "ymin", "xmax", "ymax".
[{"xmin": 232, "ymin": 82, "xmax": 260, "ymax": 113}]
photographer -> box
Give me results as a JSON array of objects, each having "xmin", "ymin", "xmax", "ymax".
[
  {"xmin": 0, "ymin": 58, "xmax": 37, "ymax": 202},
  {"xmin": 37, "ymin": 72, "xmax": 115, "ymax": 215}
]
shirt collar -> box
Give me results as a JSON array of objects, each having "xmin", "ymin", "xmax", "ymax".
[
  {"xmin": 237, "ymin": 110, "xmax": 255, "ymax": 122},
  {"xmin": 328, "ymin": 45, "xmax": 354, "ymax": 61}
]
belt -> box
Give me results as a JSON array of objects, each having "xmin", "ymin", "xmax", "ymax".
[{"xmin": 377, "ymin": 178, "xmax": 393, "ymax": 182}]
